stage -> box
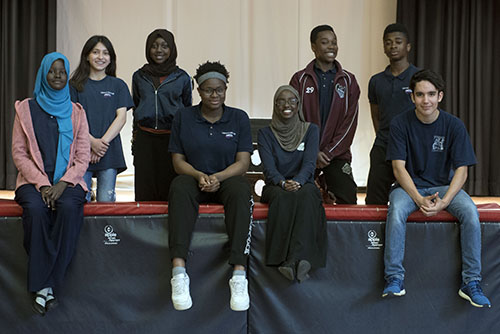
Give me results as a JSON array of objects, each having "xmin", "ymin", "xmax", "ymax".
[{"xmin": 1, "ymin": 201, "xmax": 499, "ymax": 333}]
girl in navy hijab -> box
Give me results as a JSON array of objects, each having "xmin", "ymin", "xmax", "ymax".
[{"xmin": 12, "ymin": 52, "xmax": 90, "ymax": 315}]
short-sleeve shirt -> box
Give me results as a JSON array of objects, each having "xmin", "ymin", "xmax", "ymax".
[
  {"xmin": 70, "ymin": 76, "xmax": 134, "ymax": 173},
  {"xmin": 368, "ymin": 64, "xmax": 419, "ymax": 148},
  {"xmin": 257, "ymin": 124, "xmax": 319, "ymax": 186},
  {"xmin": 168, "ymin": 104, "xmax": 253, "ymax": 175},
  {"xmin": 387, "ymin": 109, "xmax": 477, "ymax": 188}
]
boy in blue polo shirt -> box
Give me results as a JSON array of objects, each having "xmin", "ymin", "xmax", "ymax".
[
  {"xmin": 382, "ymin": 69, "xmax": 491, "ymax": 308},
  {"xmin": 366, "ymin": 23, "xmax": 419, "ymax": 204}
]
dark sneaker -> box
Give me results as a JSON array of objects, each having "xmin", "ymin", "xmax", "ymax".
[
  {"xmin": 382, "ymin": 277, "xmax": 406, "ymax": 298},
  {"xmin": 459, "ymin": 281, "xmax": 491, "ymax": 308}
]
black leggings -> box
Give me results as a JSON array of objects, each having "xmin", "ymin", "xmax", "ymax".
[
  {"xmin": 133, "ymin": 128, "xmax": 177, "ymax": 201},
  {"xmin": 168, "ymin": 175, "xmax": 253, "ymax": 266}
]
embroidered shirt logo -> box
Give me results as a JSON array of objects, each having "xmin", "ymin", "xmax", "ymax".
[
  {"xmin": 432, "ymin": 136, "xmax": 445, "ymax": 152},
  {"xmin": 306, "ymin": 87, "xmax": 315, "ymax": 94},
  {"xmin": 103, "ymin": 225, "xmax": 121, "ymax": 245},
  {"xmin": 366, "ymin": 230, "xmax": 383, "ymax": 250},
  {"xmin": 335, "ymin": 83, "xmax": 346, "ymax": 98},
  {"xmin": 222, "ymin": 131, "xmax": 236, "ymax": 139},
  {"xmin": 100, "ymin": 91, "xmax": 115, "ymax": 98},
  {"xmin": 341, "ymin": 162, "xmax": 352, "ymax": 175}
]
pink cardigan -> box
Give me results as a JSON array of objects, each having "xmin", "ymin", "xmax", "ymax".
[{"xmin": 12, "ymin": 98, "xmax": 91, "ymax": 192}]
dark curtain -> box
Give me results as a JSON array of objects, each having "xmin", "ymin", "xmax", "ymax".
[
  {"xmin": 0, "ymin": 0, "xmax": 56, "ymax": 189},
  {"xmin": 397, "ymin": 0, "xmax": 500, "ymax": 196}
]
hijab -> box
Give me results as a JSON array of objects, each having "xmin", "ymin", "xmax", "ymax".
[
  {"xmin": 140, "ymin": 29, "xmax": 179, "ymax": 86},
  {"xmin": 33, "ymin": 52, "xmax": 73, "ymax": 184},
  {"xmin": 270, "ymin": 85, "xmax": 310, "ymax": 152}
]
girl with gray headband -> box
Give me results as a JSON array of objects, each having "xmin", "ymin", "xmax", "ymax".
[{"xmin": 167, "ymin": 61, "xmax": 253, "ymax": 312}]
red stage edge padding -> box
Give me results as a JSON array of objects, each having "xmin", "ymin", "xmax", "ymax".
[{"xmin": 1, "ymin": 199, "xmax": 499, "ymax": 221}]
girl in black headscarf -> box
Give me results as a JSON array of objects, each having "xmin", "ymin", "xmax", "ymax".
[
  {"xmin": 257, "ymin": 85, "xmax": 327, "ymax": 283},
  {"xmin": 132, "ymin": 29, "xmax": 192, "ymax": 201}
]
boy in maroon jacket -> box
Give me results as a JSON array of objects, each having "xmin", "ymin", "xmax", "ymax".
[{"xmin": 290, "ymin": 24, "xmax": 360, "ymax": 204}]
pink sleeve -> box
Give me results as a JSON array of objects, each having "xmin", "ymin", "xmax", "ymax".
[{"xmin": 11, "ymin": 107, "xmax": 51, "ymax": 191}]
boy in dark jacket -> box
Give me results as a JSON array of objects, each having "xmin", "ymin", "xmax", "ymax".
[{"xmin": 290, "ymin": 24, "xmax": 360, "ymax": 204}]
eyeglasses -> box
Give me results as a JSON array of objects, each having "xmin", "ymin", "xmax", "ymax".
[
  {"xmin": 275, "ymin": 98, "xmax": 298, "ymax": 107},
  {"xmin": 200, "ymin": 87, "xmax": 226, "ymax": 96}
]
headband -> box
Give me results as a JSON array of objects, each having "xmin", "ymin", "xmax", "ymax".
[{"xmin": 196, "ymin": 71, "xmax": 227, "ymax": 86}]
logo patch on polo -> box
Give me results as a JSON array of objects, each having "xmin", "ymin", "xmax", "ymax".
[
  {"xmin": 432, "ymin": 136, "xmax": 445, "ymax": 152},
  {"xmin": 222, "ymin": 131, "xmax": 236, "ymax": 139},
  {"xmin": 335, "ymin": 83, "xmax": 346, "ymax": 98}
]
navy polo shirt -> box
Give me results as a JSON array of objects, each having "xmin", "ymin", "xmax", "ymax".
[
  {"xmin": 29, "ymin": 99, "xmax": 59, "ymax": 174},
  {"xmin": 169, "ymin": 104, "xmax": 253, "ymax": 175},
  {"xmin": 368, "ymin": 64, "xmax": 419, "ymax": 148},
  {"xmin": 314, "ymin": 63, "xmax": 337, "ymax": 133}
]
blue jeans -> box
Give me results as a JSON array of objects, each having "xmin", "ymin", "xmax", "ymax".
[
  {"xmin": 83, "ymin": 169, "xmax": 117, "ymax": 202},
  {"xmin": 384, "ymin": 186, "xmax": 482, "ymax": 284}
]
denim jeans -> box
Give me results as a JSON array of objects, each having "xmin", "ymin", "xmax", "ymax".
[
  {"xmin": 83, "ymin": 168, "xmax": 117, "ymax": 202},
  {"xmin": 384, "ymin": 186, "xmax": 482, "ymax": 284}
]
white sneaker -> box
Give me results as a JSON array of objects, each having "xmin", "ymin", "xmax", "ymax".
[
  {"xmin": 171, "ymin": 273, "xmax": 192, "ymax": 311},
  {"xmin": 229, "ymin": 275, "xmax": 250, "ymax": 311}
]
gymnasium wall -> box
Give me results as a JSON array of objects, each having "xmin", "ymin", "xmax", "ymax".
[{"xmin": 56, "ymin": 0, "xmax": 398, "ymax": 187}]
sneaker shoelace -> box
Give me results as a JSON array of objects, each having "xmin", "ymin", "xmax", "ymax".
[
  {"xmin": 231, "ymin": 280, "xmax": 246, "ymax": 296},
  {"xmin": 468, "ymin": 282, "xmax": 484, "ymax": 296},
  {"xmin": 172, "ymin": 277, "xmax": 187, "ymax": 296},
  {"xmin": 387, "ymin": 277, "xmax": 401, "ymax": 287}
]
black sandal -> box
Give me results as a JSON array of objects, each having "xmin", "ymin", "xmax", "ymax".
[
  {"xmin": 32, "ymin": 293, "xmax": 46, "ymax": 316},
  {"xmin": 45, "ymin": 292, "xmax": 59, "ymax": 311}
]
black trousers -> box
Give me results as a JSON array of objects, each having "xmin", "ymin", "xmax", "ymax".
[
  {"xmin": 15, "ymin": 184, "xmax": 86, "ymax": 292},
  {"xmin": 133, "ymin": 128, "xmax": 177, "ymax": 201},
  {"xmin": 168, "ymin": 175, "xmax": 253, "ymax": 266},
  {"xmin": 321, "ymin": 159, "xmax": 358, "ymax": 204},
  {"xmin": 261, "ymin": 183, "xmax": 327, "ymax": 269},
  {"xmin": 365, "ymin": 144, "xmax": 394, "ymax": 205}
]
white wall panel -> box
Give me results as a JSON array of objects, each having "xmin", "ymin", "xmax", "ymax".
[{"xmin": 57, "ymin": 0, "xmax": 397, "ymax": 188}]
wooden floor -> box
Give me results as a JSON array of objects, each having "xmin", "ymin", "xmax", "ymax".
[{"xmin": 1, "ymin": 173, "xmax": 499, "ymax": 204}]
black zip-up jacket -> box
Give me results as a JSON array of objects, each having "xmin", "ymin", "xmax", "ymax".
[{"xmin": 132, "ymin": 68, "xmax": 192, "ymax": 130}]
